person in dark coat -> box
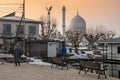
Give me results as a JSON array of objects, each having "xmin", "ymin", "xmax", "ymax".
[{"xmin": 13, "ymin": 44, "xmax": 22, "ymax": 66}]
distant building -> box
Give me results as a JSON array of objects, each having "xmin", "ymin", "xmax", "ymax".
[
  {"xmin": 0, "ymin": 16, "xmax": 41, "ymax": 53},
  {"xmin": 67, "ymin": 12, "xmax": 86, "ymax": 35},
  {"xmin": 65, "ymin": 11, "xmax": 86, "ymax": 46},
  {"xmin": 99, "ymin": 38, "xmax": 120, "ymax": 78}
]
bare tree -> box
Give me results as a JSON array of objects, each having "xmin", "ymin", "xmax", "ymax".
[
  {"xmin": 84, "ymin": 33, "xmax": 103, "ymax": 50},
  {"xmin": 40, "ymin": 16, "xmax": 57, "ymax": 40},
  {"xmin": 99, "ymin": 30, "xmax": 115, "ymax": 41},
  {"xmin": 66, "ymin": 30, "xmax": 83, "ymax": 48},
  {"xmin": 85, "ymin": 25, "xmax": 115, "ymax": 50},
  {"xmin": 85, "ymin": 26, "xmax": 104, "ymax": 43},
  {"xmin": 94, "ymin": 25, "xmax": 115, "ymax": 41}
]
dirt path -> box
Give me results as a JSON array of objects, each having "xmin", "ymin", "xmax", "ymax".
[{"xmin": 0, "ymin": 63, "xmax": 119, "ymax": 80}]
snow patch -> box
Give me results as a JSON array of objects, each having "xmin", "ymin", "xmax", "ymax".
[{"xmin": 29, "ymin": 58, "xmax": 52, "ymax": 66}]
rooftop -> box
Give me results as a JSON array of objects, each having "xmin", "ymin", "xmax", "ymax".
[
  {"xmin": 0, "ymin": 16, "xmax": 41, "ymax": 23},
  {"xmin": 99, "ymin": 38, "xmax": 120, "ymax": 44}
]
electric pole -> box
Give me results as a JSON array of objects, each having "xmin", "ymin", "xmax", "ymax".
[{"xmin": 46, "ymin": 6, "xmax": 52, "ymax": 39}]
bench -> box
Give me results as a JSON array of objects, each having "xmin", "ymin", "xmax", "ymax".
[
  {"xmin": 78, "ymin": 60, "xmax": 107, "ymax": 79},
  {"xmin": 51, "ymin": 57, "xmax": 69, "ymax": 70}
]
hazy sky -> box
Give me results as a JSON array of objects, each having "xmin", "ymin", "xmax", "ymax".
[{"xmin": 0, "ymin": 0, "xmax": 120, "ymax": 35}]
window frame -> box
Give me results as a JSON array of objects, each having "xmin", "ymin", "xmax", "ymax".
[
  {"xmin": 3, "ymin": 24, "xmax": 11, "ymax": 33},
  {"xmin": 117, "ymin": 47, "xmax": 120, "ymax": 54},
  {"xmin": 16, "ymin": 25, "xmax": 24, "ymax": 35},
  {"xmin": 29, "ymin": 25, "xmax": 36, "ymax": 35}
]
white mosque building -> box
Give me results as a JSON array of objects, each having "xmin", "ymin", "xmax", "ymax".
[
  {"xmin": 62, "ymin": 6, "xmax": 86, "ymax": 36},
  {"xmin": 61, "ymin": 6, "xmax": 87, "ymax": 46},
  {"xmin": 67, "ymin": 12, "xmax": 86, "ymax": 35}
]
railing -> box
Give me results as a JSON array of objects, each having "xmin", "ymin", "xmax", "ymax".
[
  {"xmin": 106, "ymin": 53, "xmax": 120, "ymax": 60},
  {"xmin": 0, "ymin": 33, "xmax": 14, "ymax": 38}
]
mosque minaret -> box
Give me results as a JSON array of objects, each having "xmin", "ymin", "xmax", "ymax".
[
  {"xmin": 61, "ymin": 6, "xmax": 86, "ymax": 37},
  {"xmin": 62, "ymin": 6, "xmax": 66, "ymax": 37}
]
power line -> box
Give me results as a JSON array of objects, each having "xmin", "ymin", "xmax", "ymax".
[
  {"xmin": 0, "ymin": 1, "xmax": 24, "ymax": 17},
  {"xmin": 0, "ymin": 11, "xmax": 22, "ymax": 13},
  {"xmin": 0, "ymin": 7, "xmax": 23, "ymax": 13},
  {"xmin": 0, "ymin": 4, "xmax": 22, "ymax": 5},
  {"xmin": 0, "ymin": 2, "xmax": 23, "ymax": 15}
]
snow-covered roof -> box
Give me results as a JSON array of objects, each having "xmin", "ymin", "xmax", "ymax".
[
  {"xmin": 0, "ymin": 16, "xmax": 41, "ymax": 23},
  {"xmin": 99, "ymin": 38, "xmax": 120, "ymax": 44}
]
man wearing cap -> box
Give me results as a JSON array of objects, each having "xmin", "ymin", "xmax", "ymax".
[{"xmin": 13, "ymin": 44, "xmax": 22, "ymax": 66}]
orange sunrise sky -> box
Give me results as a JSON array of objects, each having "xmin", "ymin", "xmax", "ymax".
[{"xmin": 0, "ymin": 0, "xmax": 120, "ymax": 35}]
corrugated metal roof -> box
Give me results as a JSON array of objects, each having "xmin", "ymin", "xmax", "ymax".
[
  {"xmin": 0, "ymin": 16, "xmax": 41, "ymax": 23},
  {"xmin": 99, "ymin": 38, "xmax": 120, "ymax": 44}
]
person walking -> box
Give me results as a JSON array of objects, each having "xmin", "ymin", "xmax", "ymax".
[
  {"xmin": 69, "ymin": 47, "xmax": 72, "ymax": 53},
  {"xmin": 60, "ymin": 45, "xmax": 67, "ymax": 57},
  {"xmin": 13, "ymin": 44, "xmax": 22, "ymax": 66}
]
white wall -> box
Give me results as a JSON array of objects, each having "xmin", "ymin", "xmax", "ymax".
[
  {"xmin": 0, "ymin": 21, "xmax": 39, "ymax": 39},
  {"xmin": 107, "ymin": 43, "xmax": 120, "ymax": 60}
]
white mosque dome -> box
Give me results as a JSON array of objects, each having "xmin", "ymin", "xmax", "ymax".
[{"xmin": 68, "ymin": 13, "xmax": 86, "ymax": 35}]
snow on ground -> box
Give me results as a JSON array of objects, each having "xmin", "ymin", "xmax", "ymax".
[
  {"xmin": 29, "ymin": 58, "xmax": 52, "ymax": 66},
  {"xmin": 84, "ymin": 51, "xmax": 93, "ymax": 54},
  {"xmin": 0, "ymin": 61, "xmax": 4, "ymax": 64}
]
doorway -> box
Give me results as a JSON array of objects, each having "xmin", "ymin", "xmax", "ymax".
[{"xmin": 118, "ymin": 71, "xmax": 120, "ymax": 78}]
